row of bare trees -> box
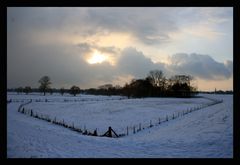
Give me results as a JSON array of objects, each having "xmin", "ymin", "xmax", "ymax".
[
  {"xmin": 15, "ymin": 86, "xmax": 32, "ymax": 95},
  {"xmin": 38, "ymin": 76, "xmax": 81, "ymax": 96},
  {"xmin": 11, "ymin": 70, "xmax": 197, "ymax": 98},
  {"xmin": 85, "ymin": 70, "xmax": 197, "ymax": 98},
  {"xmin": 122, "ymin": 70, "xmax": 197, "ymax": 98},
  {"xmin": 13, "ymin": 76, "xmax": 81, "ymax": 96}
]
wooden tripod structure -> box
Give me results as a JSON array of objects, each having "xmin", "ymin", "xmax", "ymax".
[{"xmin": 102, "ymin": 127, "xmax": 119, "ymax": 138}]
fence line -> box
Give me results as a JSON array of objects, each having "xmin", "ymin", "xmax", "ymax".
[
  {"xmin": 17, "ymin": 99, "xmax": 32, "ymax": 112},
  {"xmin": 17, "ymin": 97, "xmax": 223, "ymax": 138},
  {"xmin": 117, "ymin": 97, "xmax": 223, "ymax": 137},
  {"xmin": 8, "ymin": 97, "xmax": 128, "ymax": 104},
  {"xmin": 18, "ymin": 107, "xmax": 103, "ymax": 137}
]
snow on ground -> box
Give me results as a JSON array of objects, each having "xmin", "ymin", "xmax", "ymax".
[
  {"xmin": 22, "ymin": 96, "xmax": 213, "ymax": 135},
  {"xmin": 7, "ymin": 93, "xmax": 233, "ymax": 158}
]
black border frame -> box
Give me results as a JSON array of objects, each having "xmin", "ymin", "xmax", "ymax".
[{"xmin": 1, "ymin": 0, "xmax": 239, "ymax": 160}]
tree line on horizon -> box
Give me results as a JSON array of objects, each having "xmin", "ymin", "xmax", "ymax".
[
  {"xmin": 7, "ymin": 70, "xmax": 203, "ymax": 98},
  {"xmin": 87, "ymin": 70, "xmax": 198, "ymax": 98}
]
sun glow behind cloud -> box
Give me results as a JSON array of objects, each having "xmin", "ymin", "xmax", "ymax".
[{"xmin": 87, "ymin": 50, "xmax": 107, "ymax": 64}]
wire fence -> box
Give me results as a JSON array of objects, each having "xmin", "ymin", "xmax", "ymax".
[
  {"xmin": 116, "ymin": 97, "xmax": 223, "ymax": 137},
  {"xmin": 8, "ymin": 97, "xmax": 127, "ymax": 104},
  {"xmin": 16, "ymin": 97, "xmax": 223, "ymax": 138}
]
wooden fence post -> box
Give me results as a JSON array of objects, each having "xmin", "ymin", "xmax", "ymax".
[
  {"xmin": 92, "ymin": 128, "xmax": 97, "ymax": 136},
  {"xmin": 108, "ymin": 127, "xmax": 112, "ymax": 137},
  {"xmin": 150, "ymin": 120, "xmax": 153, "ymax": 127}
]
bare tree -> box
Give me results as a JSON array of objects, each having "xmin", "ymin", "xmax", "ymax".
[
  {"xmin": 38, "ymin": 76, "xmax": 51, "ymax": 96},
  {"xmin": 60, "ymin": 87, "xmax": 65, "ymax": 96},
  {"xmin": 147, "ymin": 70, "xmax": 166, "ymax": 91},
  {"xmin": 70, "ymin": 85, "xmax": 81, "ymax": 96},
  {"xmin": 16, "ymin": 87, "xmax": 23, "ymax": 94},
  {"xmin": 168, "ymin": 75, "xmax": 195, "ymax": 97},
  {"xmin": 126, "ymin": 79, "xmax": 153, "ymax": 98},
  {"xmin": 23, "ymin": 86, "xmax": 32, "ymax": 95},
  {"xmin": 170, "ymin": 75, "xmax": 193, "ymax": 86},
  {"xmin": 122, "ymin": 83, "xmax": 131, "ymax": 99}
]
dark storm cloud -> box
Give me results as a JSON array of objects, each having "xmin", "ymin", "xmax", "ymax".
[
  {"xmin": 86, "ymin": 8, "xmax": 177, "ymax": 45},
  {"xmin": 7, "ymin": 41, "xmax": 85, "ymax": 88},
  {"xmin": 116, "ymin": 48, "xmax": 233, "ymax": 81},
  {"xmin": 117, "ymin": 47, "xmax": 166, "ymax": 78},
  {"xmin": 117, "ymin": 50, "xmax": 233, "ymax": 80},
  {"xmin": 7, "ymin": 38, "xmax": 118, "ymax": 88},
  {"xmin": 167, "ymin": 53, "xmax": 233, "ymax": 80},
  {"xmin": 8, "ymin": 7, "xmax": 178, "ymax": 45},
  {"xmin": 7, "ymin": 7, "xmax": 71, "ymax": 32},
  {"xmin": 8, "ymin": 7, "xmax": 174, "ymax": 40},
  {"xmin": 8, "ymin": 7, "xmax": 232, "ymax": 46}
]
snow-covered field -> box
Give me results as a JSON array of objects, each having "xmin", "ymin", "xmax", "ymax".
[{"xmin": 7, "ymin": 92, "xmax": 233, "ymax": 158}]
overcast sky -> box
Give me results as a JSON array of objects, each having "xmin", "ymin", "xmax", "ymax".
[{"xmin": 7, "ymin": 7, "xmax": 233, "ymax": 91}]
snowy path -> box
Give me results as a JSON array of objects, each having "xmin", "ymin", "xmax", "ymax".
[{"xmin": 7, "ymin": 94, "xmax": 233, "ymax": 158}]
